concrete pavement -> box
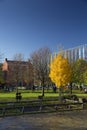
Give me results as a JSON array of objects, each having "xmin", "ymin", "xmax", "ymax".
[{"xmin": 0, "ymin": 110, "xmax": 87, "ymax": 130}]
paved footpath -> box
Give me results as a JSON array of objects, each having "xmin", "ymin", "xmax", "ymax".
[{"xmin": 0, "ymin": 110, "xmax": 87, "ymax": 130}]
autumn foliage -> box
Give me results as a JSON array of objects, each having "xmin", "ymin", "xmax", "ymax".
[{"xmin": 49, "ymin": 53, "xmax": 72, "ymax": 88}]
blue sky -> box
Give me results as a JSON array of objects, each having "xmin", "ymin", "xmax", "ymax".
[{"xmin": 0, "ymin": 0, "xmax": 87, "ymax": 61}]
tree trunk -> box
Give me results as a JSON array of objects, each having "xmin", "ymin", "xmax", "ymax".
[
  {"xmin": 59, "ymin": 87, "xmax": 62, "ymax": 103},
  {"xmin": 70, "ymin": 83, "xmax": 72, "ymax": 95},
  {"xmin": 41, "ymin": 79, "xmax": 45, "ymax": 97},
  {"xmin": 42, "ymin": 86, "xmax": 44, "ymax": 97},
  {"xmin": 16, "ymin": 81, "xmax": 18, "ymax": 93}
]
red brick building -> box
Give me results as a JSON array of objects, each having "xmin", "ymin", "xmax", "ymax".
[{"xmin": 2, "ymin": 58, "xmax": 34, "ymax": 88}]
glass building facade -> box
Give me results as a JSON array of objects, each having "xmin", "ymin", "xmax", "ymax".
[{"xmin": 53, "ymin": 44, "xmax": 87, "ymax": 62}]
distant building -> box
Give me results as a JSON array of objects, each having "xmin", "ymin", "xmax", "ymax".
[
  {"xmin": 53, "ymin": 44, "xmax": 87, "ymax": 62},
  {"xmin": 2, "ymin": 58, "xmax": 34, "ymax": 87}
]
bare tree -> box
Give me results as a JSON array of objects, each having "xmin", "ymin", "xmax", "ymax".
[
  {"xmin": 30, "ymin": 47, "xmax": 51, "ymax": 96},
  {"xmin": 23, "ymin": 59, "xmax": 34, "ymax": 89},
  {"xmin": 12, "ymin": 53, "xmax": 25, "ymax": 92}
]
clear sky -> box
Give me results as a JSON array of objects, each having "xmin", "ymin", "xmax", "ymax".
[{"xmin": 0, "ymin": 0, "xmax": 87, "ymax": 61}]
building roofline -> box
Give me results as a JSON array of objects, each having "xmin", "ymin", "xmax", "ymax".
[{"xmin": 62, "ymin": 44, "xmax": 87, "ymax": 52}]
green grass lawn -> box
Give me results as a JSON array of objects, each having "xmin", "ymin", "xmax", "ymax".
[
  {"xmin": 0, "ymin": 90, "xmax": 59, "ymax": 102},
  {"xmin": 0, "ymin": 89, "xmax": 87, "ymax": 102}
]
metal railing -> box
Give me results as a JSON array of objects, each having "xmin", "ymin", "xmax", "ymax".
[{"xmin": 0, "ymin": 99, "xmax": 85, "ymax": 117}]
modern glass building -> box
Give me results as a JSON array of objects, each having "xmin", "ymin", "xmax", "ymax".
[{"xmin": 53, "ymin": 44, "xmax": 87, "ymax": 62}]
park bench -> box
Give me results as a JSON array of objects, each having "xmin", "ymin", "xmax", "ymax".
[{"xmin": 38, "ymin": 95, "xmax": 43, "ymax": 100}]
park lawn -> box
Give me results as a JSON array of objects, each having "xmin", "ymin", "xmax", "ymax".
[
  {"xmin": 76, "ymin": 93, "xmax": 87, "ymax": 97},
  {"xmin": 0, "ymin": 91, "xmax": 58, "ymax": 102},
  {"xmin": 0, "ymin": 89, "xmax": 87, "ymax": 102}
]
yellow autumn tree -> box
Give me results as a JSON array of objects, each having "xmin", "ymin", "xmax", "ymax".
[{"xmin": 49, "ymin": 53, "xmax": 72, "ymax": 101}]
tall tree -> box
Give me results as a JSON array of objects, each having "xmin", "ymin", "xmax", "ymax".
[
  {"xmin": 49, "ymin": 53, "xmax": 72, "ymax": 101},
  {"xmin": 83, "ymin": 70, "xmax": 87, "ymax": 85},
  {"xmin": 71, "ymin": 59, "xmax": 87, "ymax": 85},
  {"xmin": 24, "ymin": 59, "xmax": 34, "ymax": 88},
  {"xmin": 12, "ymin": 53, "xmax": 25, "ymax": 92},
  {"xmin": 30, "ymin": 47, "xmax": 51, "ymax": 96}
]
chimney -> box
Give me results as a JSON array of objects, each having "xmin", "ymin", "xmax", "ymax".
[
  {"xmin": 2, "ymin": 58, "xmax": 8, "ymax": 71},
  {"xmin": 5, "ymin": 58, "xmax": 7, "ymax": 61}
]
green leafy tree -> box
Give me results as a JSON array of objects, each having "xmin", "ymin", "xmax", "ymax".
[
  {"xmin": 83, "ymin": 70, "xmax": 87, "ymax": 85},
  {"xmin": 71, "ymin": 59, "xmax": 87, "ymax": 85}
]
